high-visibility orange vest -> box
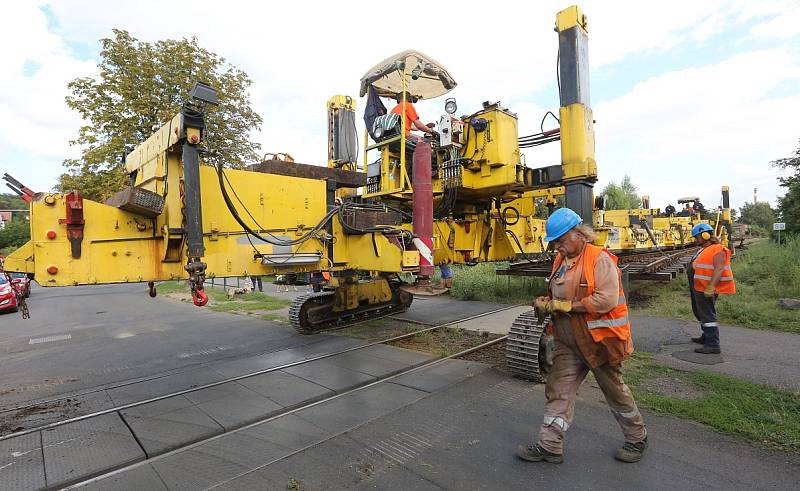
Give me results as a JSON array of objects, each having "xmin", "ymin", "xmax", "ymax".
[
  {"xmin": 550, "ymin": 244, "xmax": 631, "ymax": 343},
  {"xmin": 691, "ymin": 244, "xmax": 735, "ymax": 294}
]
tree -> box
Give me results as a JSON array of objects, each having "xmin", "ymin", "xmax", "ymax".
[
  {"xmin": 772, "ymin": 139, "xmax": 800, "ymax": 235},
  {"xmin": 59, "ymin": 29, "xmax": 263, "ymax": 202},
  {"xmin": 738, "ymin": 201, "xmax": 776, "ymax": 231},
  {"xmin": 601, "ymin": 175, "xmax": 641, "ymax": 210},
  {"xmin": 0, "ymin": 194, "xmax": 27, "ymax": 210},
  {"xmin": 0, "ymin": 218, "xmax": 31, "ymax": 253}
]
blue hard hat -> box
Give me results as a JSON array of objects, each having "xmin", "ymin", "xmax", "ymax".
[
  {"xmin": 691, "ymin": 223, "xmax": 714, "ymax": 237},
  {"xmin": 544, "ymin": 208, "xmax": 582, "ymax": 242}
]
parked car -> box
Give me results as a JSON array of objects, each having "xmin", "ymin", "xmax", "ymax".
[
  {"xmin": 0, "ymin": 276, "xmax": 18, "ymax": 313},
  {"xmin": 8, "ymin": 272, "xmax": 31, "ymax": 298}
]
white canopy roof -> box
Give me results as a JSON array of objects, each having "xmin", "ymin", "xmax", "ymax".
[{"xmin": 359, "ymin": 49, "xmax": 457, "ymax": 100}]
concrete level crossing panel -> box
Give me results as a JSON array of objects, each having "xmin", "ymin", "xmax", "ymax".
[
  {"xmin": 294, "ymin": 383, "xmax": 427, "ymax": 434},
  {"xmin": 181, "ymin": 381, "xmax": 283, "ymax": 431},
  {"xmin": 78, "ymin": 464, "xmax": 168, "ymax": 491},
  {"xmin": 282, "ymin": 359, "xmax": 376, "ymax": 392},
  {"xmin": 235, "ymin": 370, "xmax": 333, "ymax": 408},
  {"xmin": 390, "ymin": 359, "xmax": 490, "ymax": 393},
  {"xmin": 120, "ymin": 395, "xmax": 224, "ymax": 457},
  {"xmin": 320, "ymin": 352, "xmax": 410, "ymax": 378},
  {"xmin": 0, "ymin": 432, "xmax": 45, "ymax": 491},
  {"xmin": 105, "ymin": 367, "xmax": 226, "ymax": 406},
  {"xmin": 41, "ymin": 412, "xmax": 145, "ymax": 489},
  {"xmin": 151, "ymin": 431, "xmax": 291, "ymax": 490}
]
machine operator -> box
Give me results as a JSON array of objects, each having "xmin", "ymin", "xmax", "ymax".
[{"xmin": 390, "ymin": 91, "xmax": 437, "ymax": 143}]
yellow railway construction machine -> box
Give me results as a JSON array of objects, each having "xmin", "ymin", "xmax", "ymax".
[{"xmin": 4, "ymin": 5, "xmax": 731, "ymax": 380}]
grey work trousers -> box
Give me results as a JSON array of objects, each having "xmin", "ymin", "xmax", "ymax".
[{"xmin": 537, "ymin": 340, "xmax": 647, "ymax": 454}]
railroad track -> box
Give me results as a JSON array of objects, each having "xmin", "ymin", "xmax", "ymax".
[
  {"xmin": 67, "ymin": 333, "xmax": 509, "ymax": 489},
  {"xmin": 498, "ymin": 247, "xmax": 700, "ymax": 281},
  {"xmin": 0, "ymin": 304, "xmax": 521, "ymax": 444}
]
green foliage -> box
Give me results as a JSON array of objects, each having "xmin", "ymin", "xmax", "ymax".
[
  {"xmin": 0, "ymin": 218, "xmax": 31, "ymax": 252},
  {"xmin": 601, "ymin": 175, "xmax": 641, "ymax": 210},
  {"xmin": 625, "ymin": 353, "xmax": 800, "ymax": 453},
  {"xmin": 59, "ymin": 29, "xmax": 262, "ymax": 202},
  {"xmin": 738, "ymin": 201, "xmax": 775, "ymax": 230},
  {"xmin": 773, "ymin": 139, "xmax": 800, "ymax": 235},
  {"xmin": 632, "ymin": 238, "xmax": 800, "ymax": 332},
  {"xmin": 776, "ymin": 180, "xmax": 800, "ymax": 235},
  {"xmin": 447, "ymin": 262, "xmax": 546, "ymax": 304},
  {"xmin": 0, "ymin": 194, "xmax": 27, "ymax": 210}
]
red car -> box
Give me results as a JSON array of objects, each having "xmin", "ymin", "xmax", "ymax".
[
  {"xmin": 0, "ymin": 275, "xmax": 18, "ymax": 313},
  {"xmin": 8, "ymin": 272, "xmax": 31, "ymax": 298}
]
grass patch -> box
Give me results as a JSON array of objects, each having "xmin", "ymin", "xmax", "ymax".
[
  {"xmin": 207, "ymin": 291, "xmax": 292, "ymax": 314},
  {"xmin": 630, "ymin": 237, "xmax": 800, "ymax": 333},
  {"xmin": 157, "ymin": 279, "xmax": 292, "ymax": 317},
  {"xmin": 155, "ymin": 280, "xmax": 189, "ymax": 295},
  {"xmin": 446, "ymin": 262, "xmax": 546, "ymax": 304},
  {"xmin": 260, "ymin": 313, "xmax": 288, "ymax": 323},
  {"xmin": 624, "ymin": 353, "xmax": 800, "ymax": 454}
]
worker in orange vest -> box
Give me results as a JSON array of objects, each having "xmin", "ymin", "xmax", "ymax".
[
  {"xmin": 687, "ymin": 223, "xmax": 736, "ymax": 354},
  {"xmin": 517, "ymin": 208, "xmax": 647, "ymax": 465}
]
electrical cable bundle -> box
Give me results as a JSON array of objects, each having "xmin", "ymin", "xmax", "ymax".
[
  {"xmin": 519, "ymin": 129, "xmax": 560, "ymax": 148},
  {"xmin": 519, "ymin": 111, "xmax": 561, "ymax": 148},
  {"xmin": 433, "ymin": 148, "xmax": 463, "ymax": 219},
  {"xmin": 337, "ymin": 201, "xmax": 413, "ymax": 240}
]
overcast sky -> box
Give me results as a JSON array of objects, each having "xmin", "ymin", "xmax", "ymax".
[{"xmin": 2, "ymin": 0, "xmax": 799, "ymax": 211}]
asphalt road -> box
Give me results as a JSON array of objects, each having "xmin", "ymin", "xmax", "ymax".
[{"xmin": 0, "ymin": 283, "xmax": 306, "ymax": 410}]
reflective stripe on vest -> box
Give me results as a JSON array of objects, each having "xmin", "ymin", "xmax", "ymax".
[
  {"xmin": 587, "ymin": 316, "xmax": 630, "ymax": 329},
  {"xmin": 551, "ymin": 244, "xmax": 631, "ymax": 342},
  {"xmin": 692, "ymin": 244, "xmax": 736, "ymax": 294}
]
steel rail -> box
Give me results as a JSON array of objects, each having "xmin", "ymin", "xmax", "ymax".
[
  {"xmin": 65, "ymin": 334, "xmax": 509, "ymax": 490},
  {"xmin": 0, "ymin": 304, "xmax": 521, "ymax": 442}
]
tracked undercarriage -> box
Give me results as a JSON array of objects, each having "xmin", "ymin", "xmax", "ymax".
[
  {"xmin": 289, "ymin": 279, "xmax": 413, "ymax": 334},
  {"xmin": 506, "ymin": 310, "xmax": 554, "ymax": 382}
]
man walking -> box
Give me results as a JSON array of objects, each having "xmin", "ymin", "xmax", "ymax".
[{"xmin": 517, "ymin": 208, "xmax": 647, "ymax": 464}]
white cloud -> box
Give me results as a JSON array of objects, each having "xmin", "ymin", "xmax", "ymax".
[
  {"xmin": 750, "ymin": 4, "xmax": 800, "ymax": 39},
  {"xmin": 0, "ymin": 2, "xmax": 96, "ymax": 191},
  {"xmin": 595, "ymin": 49, "xmax": 800, "ymax": 209}
]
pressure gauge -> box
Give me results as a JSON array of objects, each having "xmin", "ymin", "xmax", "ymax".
[{"xmin": 444, "ymin": 98, "xmax": 457, "ymax": 115}]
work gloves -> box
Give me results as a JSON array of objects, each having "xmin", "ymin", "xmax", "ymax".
[
  {"xmin": 533, "ymin": 297, "xmax": 550, "ymax": 312},
  {"xmin": 703, "ymin": 284, "xmax": 716, "ymax": 298},
  {"xmin": 533, "ymin": 297, "xmax": 573, "ymax": 314},
  {"xmin": 548, "ymin": 299, "xmax": 573, "ymax": 314}
]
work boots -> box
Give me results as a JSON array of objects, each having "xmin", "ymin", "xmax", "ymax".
[
  {"xmin": 516, "ymin": 444, "xmax": 563, "ymax": 464},
  {"xmin": 614, "ymin": 437, "xmax": 648, "ymax": 463},
  {"xmin": 694, "ymin": 346, "xmax": 721, "ymax": 354}
]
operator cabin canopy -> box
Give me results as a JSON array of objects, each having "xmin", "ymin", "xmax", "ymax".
[{"xmin": 359, "ymin": 49, "xmax": 457, "ymax": 100}]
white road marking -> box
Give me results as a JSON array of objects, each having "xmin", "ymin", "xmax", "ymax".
[{"xmin": 28, "ymin": 334, "xmax": 72, "ymax": 345}]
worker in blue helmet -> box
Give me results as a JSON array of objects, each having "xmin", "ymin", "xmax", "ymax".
[
  {"xmin": 518, "ymin": 208, "xmax": 647, "ymax": 465},
  {"xmin": 686, "ymin": 223, "xmax": 736, "ymax": 354}
]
